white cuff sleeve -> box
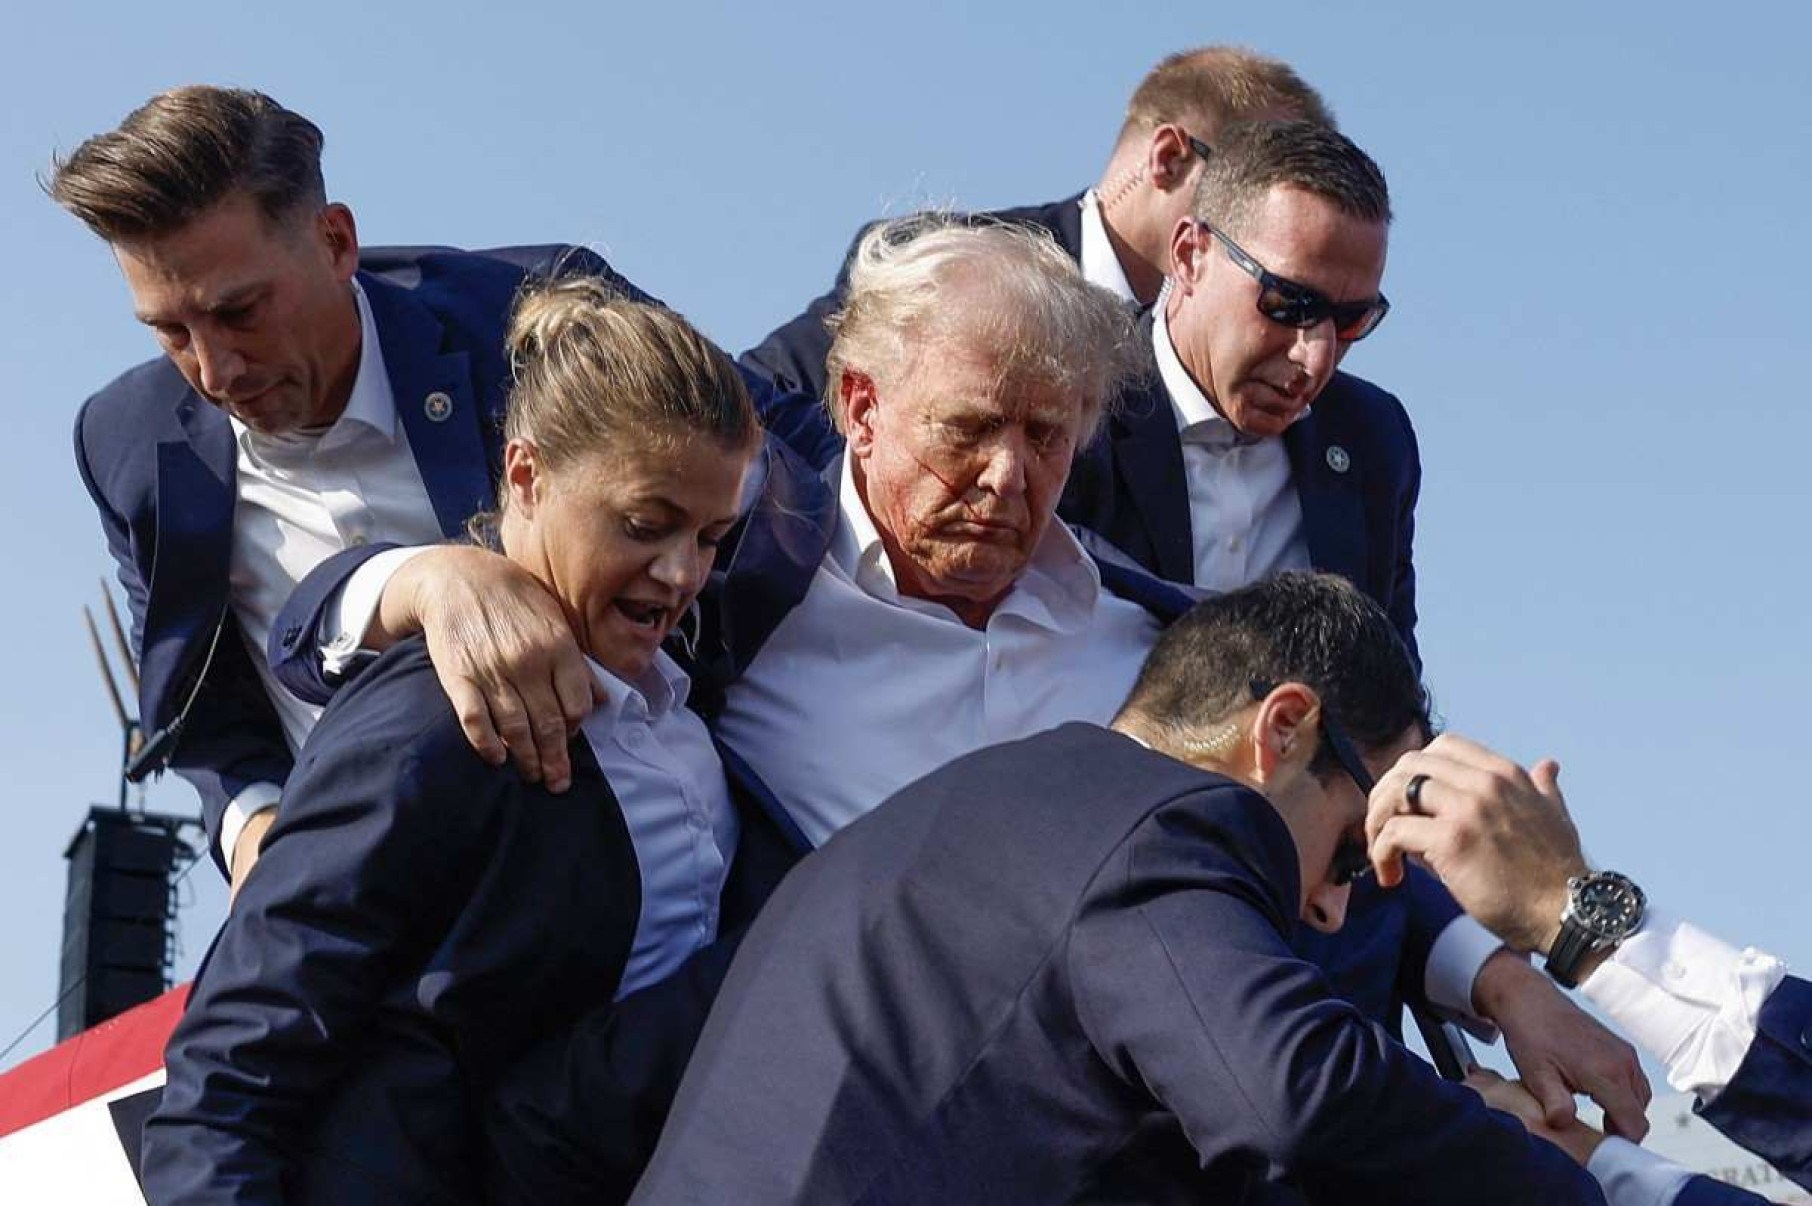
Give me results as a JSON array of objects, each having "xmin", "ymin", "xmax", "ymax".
[
  {"xmin": 1586, "ymin": 1136, "xmax": 1695, "ymax": 1206},
  {"xmin": 320, "ymin": 546, "xmax": 430, "ymax": 679},
  {"xmin": 1581, "ymin": 907, "xmax": 1787, "ymax": 1102},
  {"xmin": 1425, "ymin": 913, "xmax": 1505, "ymax": 1039},
  {"xmin": 219, "ymin": 781, "xmax": 283, "ymax": 872}
]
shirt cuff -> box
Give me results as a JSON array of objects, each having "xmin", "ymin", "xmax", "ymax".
[
  {"xmin": 1586, "ymin": 1136, "xmax": 1695, "ymax": 1206},
  {"xmin": 219, "ymin": 781, "xmax": 282, "ymax": 873},
  {"xmin": 1425, "ymin": 913, "xmax": 1505, "ymax": 1039},
  {"xmin": 1580, "ymin": 907, "xmax": 1787, "ymax": 1102},
  {"xmin": 320, "ymin": 546, "xmax": 430, "ymax": 679}
]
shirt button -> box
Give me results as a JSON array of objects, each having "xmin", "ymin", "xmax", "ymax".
[
  {"xmin": 1663, "ymin": 962, "xmax": 1686, "ymax": 981},
  {"xmin": 347, "ymin": 533, "xmax": 369, "ymax": 548}
]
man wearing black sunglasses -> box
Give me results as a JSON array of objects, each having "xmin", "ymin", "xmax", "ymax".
[
  {"xmin": 739, "ymin": 46, "xmax": 1332, "ymax": 406},
  {"xmin": 1060, "ymin": 118, "xmax": 1422, "ymax": 665},
  {"xmin": 635, "ymin": 573, "xmax": 1609, "ymax": 1205}
]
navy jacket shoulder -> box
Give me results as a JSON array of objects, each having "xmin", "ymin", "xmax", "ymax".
[
  {"xmin": 140, "ymin": 638, "xmax": 644, "ymax": 1203},
  {"xmin": 1059, "ymin": 342, "xmax": 1422, "ymax": 663}
]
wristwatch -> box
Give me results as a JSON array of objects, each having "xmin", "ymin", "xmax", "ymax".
[{"xmin": 1544, "ymin": 870, "xmax": 1646, "ymax": 988}]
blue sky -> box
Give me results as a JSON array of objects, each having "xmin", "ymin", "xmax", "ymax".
[{"xmin": 2, "ymin": 2, "xmax": 1808, "ymax": 1072}]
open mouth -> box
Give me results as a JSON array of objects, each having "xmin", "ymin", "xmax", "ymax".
[{"xmin": 614, "ymin": 598, "xmax": 670, "ymax": 631}]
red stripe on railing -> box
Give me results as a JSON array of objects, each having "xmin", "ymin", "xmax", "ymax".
[{"xmin": 0, "ymin": 987, "xmax": 187, "ymax": 1138}]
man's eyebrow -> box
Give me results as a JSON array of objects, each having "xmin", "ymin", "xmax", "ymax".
[
  {"xmin": 204, "ymin": 284, "xmax": 266, "ymax": 313},
  {"xmin": 134, "ymin": 283, "xmax": 265, "ymax": 326}
]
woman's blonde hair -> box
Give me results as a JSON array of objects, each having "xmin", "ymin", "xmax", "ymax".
[{"xmin": 503, "ymin": 275, "xmax": 757, "ymax": 469}]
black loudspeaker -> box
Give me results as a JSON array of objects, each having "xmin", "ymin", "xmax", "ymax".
[{"xmin": 57, "ymin": 808, "xmax": 192, "ymax": 1040}]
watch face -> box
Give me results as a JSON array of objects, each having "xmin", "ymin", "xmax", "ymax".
[{"xmin": 1573, "ymin": 874, "xmax": 1645, "ymax": 940}]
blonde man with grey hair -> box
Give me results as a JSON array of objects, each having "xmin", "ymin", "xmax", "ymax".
[{"xmin": 742, "ymin": 45, "xmax": 1331, "ymax": 401}]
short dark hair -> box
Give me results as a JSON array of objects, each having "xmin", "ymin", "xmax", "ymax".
[
  {"xmin": 1119, "ymin": 572, "xmax": 1428, "ymax": 767},
  {"xmin": 1119, "ymin": 46, "xmax": 1334, "ymax": 146},
  {"xmin": 1191, "ymin": 119, "xmax": 1391, "ymax": 240},
  {"xmin": 47, "ymin": 86, "xmax": 326, "ymax": 242}
]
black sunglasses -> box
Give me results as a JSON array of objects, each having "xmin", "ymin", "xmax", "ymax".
[
  {"xmin": 1249, "ymin": 680, "xmax": 1375, "ymax": 886},
  {"xmin": 1205, "ymin": 223, "xmax": 1391, "ymax": 343},
  {"xmin": 1185, "ymin": 132, "xmax": 1214, "ymax": 163}
]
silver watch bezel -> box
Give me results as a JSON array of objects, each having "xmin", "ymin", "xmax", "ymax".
[{"xmin": 1561, "ymin": 870, "xmax": 1646, "ymax": 946}]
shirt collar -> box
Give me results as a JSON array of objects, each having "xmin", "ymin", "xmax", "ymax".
[
  {"xmin": 1152, "ymin": 291, "xmax": 1269, "ymax": 452},
  {"xmin": 1078, "ymin": 191, "xmax": 1138, "ymax": 304},
  {"xmin": 228, "ymin": 277, "xmax": 400, "ymax": 454},
  {"xmin": 829, "ymin": 452, "xmax": 1104, "ymax": 629},
  {"xmin": 587, "ymin": 647, "xmax": 690, "ymax": 729},
  {"xmin": 336, "ymin": 277, "xmax": 399, "ymax": 441}
]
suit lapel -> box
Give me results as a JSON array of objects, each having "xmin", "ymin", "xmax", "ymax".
[
  {"xmin": 1286, "ymin": 409, "xmax": 1366, "ymax": 584},
  {"xmin": 363, "ymin": 272, "xmax": 495, "ymax": 537},
  {"xmin": 141, "ymin": 398, "xmax": 236, "ymax": 729},
  {"xmin": 1111, "ymin": 372, "xmax": 1197, "ymax": 583}
]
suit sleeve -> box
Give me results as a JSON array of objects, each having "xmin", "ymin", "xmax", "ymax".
[
  {"xmin": 1068, "ymin": 815, "xmax": 1603, "ymax": 1203},
  {"xmin": 1697, "ymin": 975, "xmax": 1812, "ymax": 1190},
  {"xmin": 1387, "ymin": 394, "xmax": 1421, "ymax": 669},
  {"xmin": 73, "ymin": 398, "xmax": 293, "ymax": 875},
  {"xmin": 138, "ymin": 695, "xmax": 498, "ymax": 1205},
  {"xmin": 265, "ymin": 541, "xmax": 403, "ymax": 704}
]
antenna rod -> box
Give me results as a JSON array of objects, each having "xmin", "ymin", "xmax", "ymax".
[
  {"xmin": 99, "ymin": 580, "xmax": 140, "ymax": 691},
  {"xmin": 84, "ymin": 606, "xmax": 132, "ymax": 733}
]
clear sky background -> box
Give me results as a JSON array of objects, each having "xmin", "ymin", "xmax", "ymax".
[{"xmin": 2, "ymin": 1, "xmax": 1807, "ymax": 1074}]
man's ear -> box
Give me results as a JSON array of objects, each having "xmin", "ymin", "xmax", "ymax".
[
  {"xmin": 1251, "ymin": 682, "xmax": 1320, "ymax": 784},
  {"xmin": 840, "ymin": 369, "xmax": 880, "ymax": 460},
  {"xmin": 1147, "ymin": 124, "xmax": 1199, "ymax": 193},
  {"xmin": 1169, "ymin": 218, "xmax": 1209, "ymax": 295},
  {"xmin": 502, "ymin": 437, "xmax": 543, "ymax": 517},
  {"xmin": 317, "ymin": 203, "xmax": 361, "ymax": 281}
]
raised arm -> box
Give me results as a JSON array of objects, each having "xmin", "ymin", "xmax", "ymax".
[{"xmin": 269, "ymin": 540, "xmax": 597, "ymax": 793}]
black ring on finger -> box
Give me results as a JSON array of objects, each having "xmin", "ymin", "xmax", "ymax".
[{"xmin": 1405, "ymin": 773, "xmax": 1430, "ymax": 815}]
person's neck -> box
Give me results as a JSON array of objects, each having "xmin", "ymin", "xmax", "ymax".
[
  {"xmin": 1093, "ymin": 160, "xmax": 1168, "ymax": 306},
  {"xmin": 1099, "ymin": 206, "xmax": 1166, "ymax": 306}
]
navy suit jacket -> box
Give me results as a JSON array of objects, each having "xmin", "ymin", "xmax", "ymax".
[
  {"xmin": 635, "ymin": 723, "xmax": 1600, "ymax": 1205},
  {"xmin": 1057, "ymin": 317, "xmax": 1422, "ymax": 664},
  {"xmin": 140, "ymin": 639, "xmax": 786, "ymax": 1205},
  {"xmin": 739, "ymin": 194, "xmax": 1085, "ymax": 401},
  {"xmin": 1696, "ymin": 974, "xmax": 1812, "ymax": 1190},
  {"xmin": 73, "ymin": 243, "xmax": 646, "ymax": 872}
]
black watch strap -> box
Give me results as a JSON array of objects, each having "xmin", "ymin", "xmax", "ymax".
[{"xmin": 1545, "ymin": 917, "xmax": 1597, "ymax": 989}]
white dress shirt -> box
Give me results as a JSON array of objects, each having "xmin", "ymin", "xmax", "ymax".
[
  {"xmin": 1152, "ymin": 299, "xmax": 1313, "ymax": 592},
  {"xmin": 1077, "ymin": 191, "xmax": 1138, "ymax": 303},
  {"xmin": 581, "ymin": 651, "xmax": 739, "ymax": 999},
  {"xmin": 713, "ymin": 455, "xmax": 1163, "ymax": 847},
  {"xmin": 1583, "ymin": 908, "xmax": 1789, "ymax": 1102},
  {"xmin": 1558, "ymin": 911, "xmax": 1791, "ymax": 1206},
  {"xmin": 220, "ymin": 279, "xmax": 444, "ymax": 863}
]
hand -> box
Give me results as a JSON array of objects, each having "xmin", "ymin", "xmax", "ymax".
[
  {"xmin": 1464, "ymin": 1068, "xmax": 1606, "ymax": 1167},
  {"xmin": 382, "ymin": 546, "xmax": 601, "ymax": 791},
  {"xmin": 1365, "ymin": 733, "xmax": 1588, "ymax": 954},
  {"xmin": 1472, "ymin": 950, "xmax": 1651, "ymax": 1141},
  {"xmin": 228, "ymin": 809, "xmax": 275, "ymax": 904}
]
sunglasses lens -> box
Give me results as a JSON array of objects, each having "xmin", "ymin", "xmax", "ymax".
[
  {"xmin": 1333, "ymin": 296, "xmax": 1389, "ymax": 342},
  {"xmin": 1257, "ymin": 285, "xmax": 1319, "ymax": 328},
  {"xmin": 1332, "ymin": 838, "xmax": 1372, "ymax": 886}
]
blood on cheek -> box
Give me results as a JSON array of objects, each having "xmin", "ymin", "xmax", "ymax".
[{"xmin": 906, "ymin": 448, "xmax": 989, "ymax": 522}]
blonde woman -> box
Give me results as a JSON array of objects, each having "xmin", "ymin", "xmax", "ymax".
[{"xmin": 142, "ymin": 281, "xmax": 768, "ymax": 1205}]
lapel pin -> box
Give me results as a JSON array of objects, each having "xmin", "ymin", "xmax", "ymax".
[
  {"xmin": 1325, "ymin": 445, "xmax": 1351, "ymax": 474},
  {"xmin": 424, "ymin": 391, "xmax": 453, "ymax": 422}
]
